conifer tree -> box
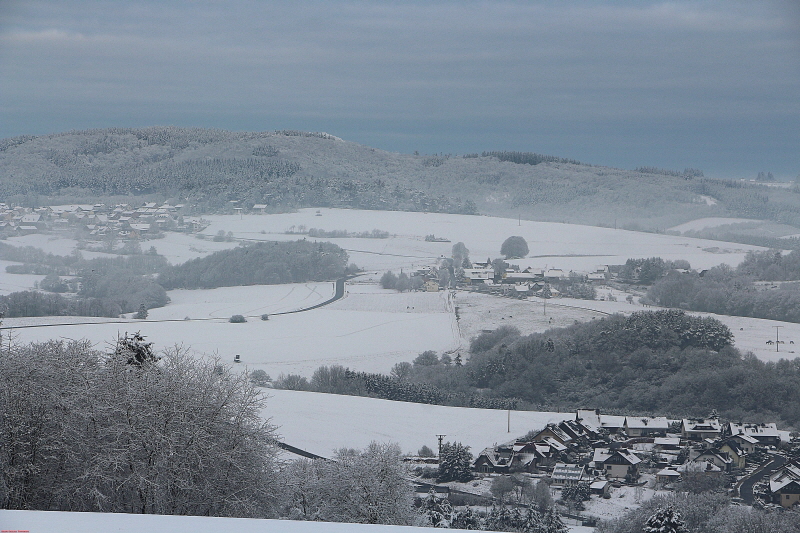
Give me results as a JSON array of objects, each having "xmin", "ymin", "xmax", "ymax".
[{"xmin": 643, "ymin": 506, "xmax": 688, "ymax": 533}]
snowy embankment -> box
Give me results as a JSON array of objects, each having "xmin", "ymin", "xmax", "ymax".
[
  {"xmin": 0, "ymin": 510, "xmax": 476, "ymax": 533},
  {"xmin": 265, "ymin": 389, "xmax": 573, "ymax": 458}
]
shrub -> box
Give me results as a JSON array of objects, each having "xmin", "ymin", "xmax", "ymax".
[
  {"xmin": 230, "ymin": 314, "xmax": 246, "ymax": 323},
  {"xmin": 261, "ymin": 314, "xmax": 269, "ymax": 321},
  {"xmin": 249, "ymin": 369, "xmax": 271, "ymax": 387}
]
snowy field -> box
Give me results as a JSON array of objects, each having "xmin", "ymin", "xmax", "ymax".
[
  {"xmin": 195, "ymin": 209, "xmax": 766, "ymax": 272},
  {"xmin": 264, "ymin": 389, "xmax": 573, "ymax": 458},
  {"xmin": 4, "ymin": 282, "xmax": 458, "ymax": 376},
  {"xmin": 667, "ymin": 217, "xmax": 761, "ymax": 233}
]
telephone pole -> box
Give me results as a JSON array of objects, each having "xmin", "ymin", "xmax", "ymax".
[{"xmin": 774, "ymin": 325, "xmax": 784, "ymax": 352}]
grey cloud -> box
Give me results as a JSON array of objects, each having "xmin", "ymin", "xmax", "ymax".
[{"xmin": 0, "ymin": 0, "xmax": 798, "ymax": 176}]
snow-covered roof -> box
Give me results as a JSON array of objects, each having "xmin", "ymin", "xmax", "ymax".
[
  {"xmin": 551, "ymin": 463, "xmax": 585, "ymax": 482},
  {"xmin": 694, "ymin": 450, "xmax": 732, "ymax": 465},
  {"xmin": 653, "ymin": 437, "xmax": 681, "ymax": 447},
  {"xmin": 682, "ymin": 418, "xmax": 721, "ymax": 432},
  {"xmin": 593, "ymin": 448, "xmax": 641, "ymax": 466},
  {"xmin": 543, "ymin": 437, "xmax": 567, "ymax": 452},
  {"xmin": 728, "ymin": 422, "xmax": 781, "ymax": 439},
  {"xmin": 729, "ymin": 433, "xmax": 759, "ymax": 445},
  {"xmin": 625, "ymin": 416, "xmax": 669, "ymax": 430},
  {"xmin": 770, "ymin": 463, "xmax": 800, "ymax": 493},
  {"xmin": 656, "ymin": 468, "xmax": 681, "ymax": 478}
]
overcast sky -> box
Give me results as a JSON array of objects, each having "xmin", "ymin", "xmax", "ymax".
[{"xmin": 1, "ymin": 1, "xmax": 798, "ymax": 178}]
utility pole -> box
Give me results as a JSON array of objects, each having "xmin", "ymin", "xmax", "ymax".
[
  {"xmin": 507, "ymin": 409, "xmax": 511, "ymax": 433},
  {"xmin": 436, "ymin": 434, "xmax": 446, "ymax": 456},
  {"xmin": 774, "ymin": 325, "xmax": 784, "ymax": 352}
]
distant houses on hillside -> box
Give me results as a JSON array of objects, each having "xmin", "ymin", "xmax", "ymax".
[{"xmin": 458, "ymin": 408, "xmax": 796, "ymax": 507}]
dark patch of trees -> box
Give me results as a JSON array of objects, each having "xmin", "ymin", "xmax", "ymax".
[
  {"xmin": 501, "ymin": 236, "xmax": 529, "ymax": 259},
  {"xmin": 483, "ymin": 151, "xmax": 584, "ymax": 166},
  {"xmin": 281, "ymin": 363, "xmax": 519, "ymax": 410},
  {"xmin": 159, "ymin": 240, "xmax": 349, "ymax": 289},
  {"xmin": 0, "ymin": 248, "xmax": 169, "ymax": 317},
  {"xmin": 647, "ymin": 250, "xmax": 800, "ymax": 323},
  {"xmin": 0, "ymin": 291, "xmax": 125, "ymax": 318},
  {"xmin": 462, "ymin": 310, "xmax": 800, "ymax": 426}
]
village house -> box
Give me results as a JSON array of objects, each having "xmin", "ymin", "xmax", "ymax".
[
  {"xmin": 576, "ymin": 409, "xmax": 625, "ymax": 434},
  {"xmin": 473, "ymin": 439, "xmax": 561, "ymax": 475},
  {"xmin": 529, "ymin": 424, "xmax": 574, "ymax": 448},
  {"xmin": 717, "ymin": 440, "xmax": 747, "ymax": 470},
  {"xmin": 623, "ymin": 416, "xmax": 669, "ymax": 437},
  {"xmin": 727, "ymin": 422, "xmax": 781, "ymax": 446},
  {"xmin": 655, "ymin": 468, "xmax": 681, "ymax": 486},
  {"xmin": 769, "ymin": 463, "xmax": 800, "ymax": 508},
  {"xmin": 681, "ymin": 417, "xmax": 722, "ymax": 441},
  {"xmin": 727, "ymin": 433, "xmax": 759, "ymax": 454},
  {"xmin": 691, "ymin": 449, "xmax": 733, "ymax": 472},
  {"xmin": 592, "ymin": 448, "xmax": 641, "ymax": 480},
  {"xmin": 589, "ymin": 479, "xmax": 610, "ymax": 497}
]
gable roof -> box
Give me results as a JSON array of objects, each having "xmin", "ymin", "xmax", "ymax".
[
  {"xmin": 592, "ymin": 448, "xmax": 641, "ymax": 466},
  {"xmin": 729, "ymin": 433, "xmax": 760, "ymax": 445},
  {"xmin": 770, "ymin": 463, "xmax": 800, "ymax": 493}
]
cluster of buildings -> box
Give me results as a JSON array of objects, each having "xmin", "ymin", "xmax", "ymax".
[
  {"xmin": 410, "ymin": 261, "xmax": 611, "ymax": 296},
  {"xmin": 0, "ymin": 202, "xmax": 204, "ymax": 241},
  {"xmin": 469, "ymin": 409, "xmax": 797, "ymax": 507}
]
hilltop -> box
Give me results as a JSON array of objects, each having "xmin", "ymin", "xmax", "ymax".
[{"xmin": 2, "ymin": 127, "xmax": 799, "ymax": 230}]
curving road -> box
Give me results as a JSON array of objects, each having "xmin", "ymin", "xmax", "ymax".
[{"xmin": 738, "ymin": 454, "xmax": 786, "ymax": 504}]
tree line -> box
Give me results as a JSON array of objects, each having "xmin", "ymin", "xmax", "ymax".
[
  {"xmin": 0, "ymin": 240, "xmax": 351, "ymax": 317},
  {"xmin": 646, "ymin": 249, "xmax": 800, "ymax": 323},
  {"xmin": 158, "ymin": 240, "xmax": 351, "ymax": 289},
  {"xmin": 273, "ymin": 364, "xmax": 520, "ymax": 410}
]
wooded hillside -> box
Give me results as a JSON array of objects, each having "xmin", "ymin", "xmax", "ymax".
[{"xmin": 3, "ymin": 127, "xmax": 800, "ymax": 229}]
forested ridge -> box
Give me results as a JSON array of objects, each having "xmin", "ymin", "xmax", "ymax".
[{"xmin": 3, "ymin": 126, "xmax": 800, "ymax": 228}]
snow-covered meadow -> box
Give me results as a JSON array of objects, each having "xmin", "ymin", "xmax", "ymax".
[
  {"xmin": 1, "ymin": 208, "xmax": 797, "ymax": 374},
  {"xmin": 193, "ymin": 209, "xmax": 765, "ymax": 273},
  {"xmin": 265, "ymin": 389, "xmax": 573, "ymax": 458},
  {"xmin": 4, "ymin": 282, "xmax": 458, "ymax": 376}
]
